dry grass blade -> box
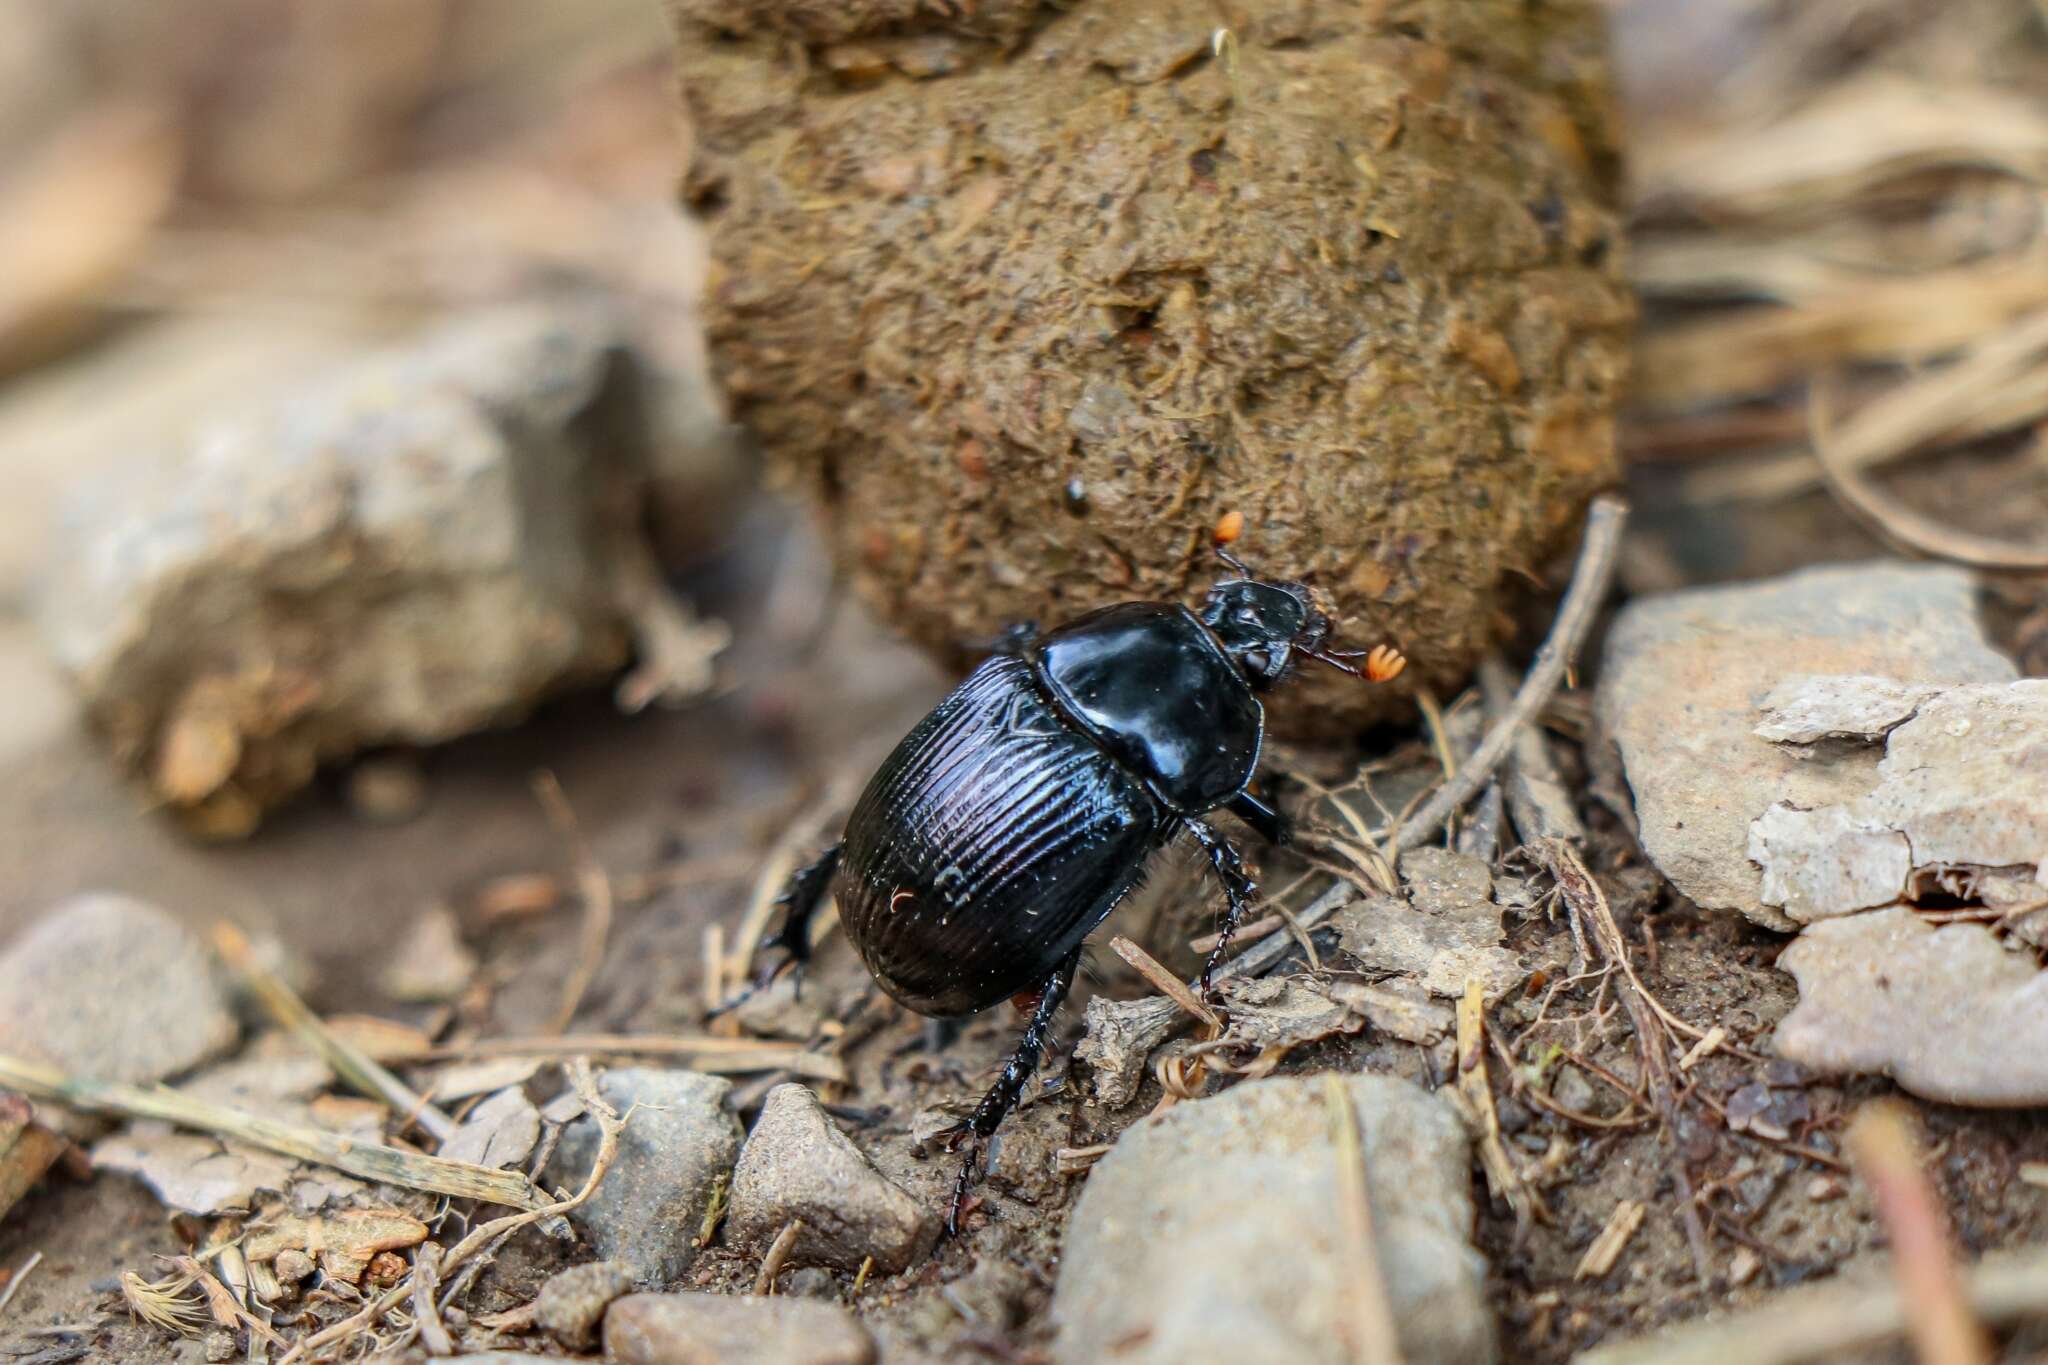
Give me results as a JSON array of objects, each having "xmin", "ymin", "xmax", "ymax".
[
  {"xmin": 535, "ymin": 770, "xmax": 614, "ymax": 1035},
  {"xmin": 382, "ymin": 1033, "xmax": 848, "ymax": 1084},
  {"xmin": 410, "ymin": 1242, "xmax": 453, "ymax": 1356},
  {"xmin": 1324, "ymin": 1074, "xmax": 1405, "ymax": 1365},
  {"xmin": 1456, "ymin": 978, "xmax": 1540, "ymax": 1237},
  {"xmin": 171, "ymin": 1254, "xmax": 285, "ymax": 1346},
  {"xmin": 212, "ymin": 921, "xmax": 457, "ymax": 1144},
  {"xmin": 1811, "ymin": 377, "xmax": 2048, "ymax": 570},
  {"xmin": 1392, "ymin": 495, "xmax": 1626, "ymax": 855},
  {"xmin": 120, "ymin": 1268, "xmax": 208, "ymax": 1335},
  {"xmin": 1846, "ymin": 1099, "xmax": 1992, "ymax": 1365},
  {"xmin": 0, "ymin": 1251, "xmax": 43, "ymax": 1319},
  {"xmin": 753, "ymin": 1219, "xmax": 805, "ymax": 1295},
  {"xmin": 0, "ymin": 1052, "xmax": 547, "ymax": 1211}
]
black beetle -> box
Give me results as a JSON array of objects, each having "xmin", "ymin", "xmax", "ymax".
[{"xmin": 755, "ymin": 551, "xmax": 1404, "ymax": 1231}]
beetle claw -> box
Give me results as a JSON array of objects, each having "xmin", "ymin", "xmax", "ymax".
[{"xmin": 941, "ymin": 1135, "xmax": 988, "ymax": 1239}]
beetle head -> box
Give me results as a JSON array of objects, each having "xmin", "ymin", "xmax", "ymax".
[{"xmin": 1201, "ymin": 548, "xmax": 1406, "ymax": 690}]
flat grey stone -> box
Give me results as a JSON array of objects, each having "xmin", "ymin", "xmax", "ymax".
[
  {"xmin": 1595, "ymin": 562, "xmax": 2014, "ymax": 928},
  {"xmin": 1053, "ymin": 1074, "xmax": 1493, "ymax": 1365}
]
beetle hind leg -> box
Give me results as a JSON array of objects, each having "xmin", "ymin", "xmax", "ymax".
[
  {"xmin": 1185, "ymin": 818, "xmax": 1260, "ymax": 1000},
  {"xmin": 752, "ymin": 841, "xmax": 842, "ymax": 993},
  {"xmin": 936, "ymin": 947, "xmax": 1081, "ymax": 1238}
]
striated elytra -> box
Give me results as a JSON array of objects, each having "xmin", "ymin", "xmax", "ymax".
[{"xmin": 757, "ymin": 555, "xmax": 1404, "ymax": 1235}]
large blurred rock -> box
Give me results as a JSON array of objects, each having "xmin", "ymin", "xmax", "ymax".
[
  {"xmin": 1053, "ymin": 1073, "xmax": 1492, "ymax": 1365},
  {"xmin": 35, "ymin": 298, "xmax": 733, "ymax": 835},
  {"xmin": 0, "ymin": 894, "xmax": 237, "ymax": 1126},
  {"xmin": 1595, "ymin": 562, "xmax": 2015, "ymax": 928},
  {"xmin": 670, "ymin": 0, "xmax": 1632, "ymax": 732}
]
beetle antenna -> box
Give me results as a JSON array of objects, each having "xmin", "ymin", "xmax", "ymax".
[
  {"xmin": 1304, "ymin": 643, "xmax": 1407, "ymax": 684},
  {"xmin": 1211, "ymin": 544, "xmax": 1253, "ymax": 579}
]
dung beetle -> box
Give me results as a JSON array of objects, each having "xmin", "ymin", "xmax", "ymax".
[{"xmin": 756, "ymin": 550, "xmax": 1404, "ymax": 1232}]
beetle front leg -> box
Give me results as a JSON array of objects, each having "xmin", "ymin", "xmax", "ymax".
[
  {"xmin": 752, "ymin": 841, "xmax": 842, "ymax": 993},
  {"xmin": 1185, "ymin": 818, "xmax": 1259, "ymax": 999},
  {"xmin": 937, "ymin": 947, "xmax": 1080, "ymax": 1238}
]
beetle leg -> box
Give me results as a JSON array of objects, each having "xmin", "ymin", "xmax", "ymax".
[
  {"xmin": 754, "ymin": 842, "xmax": 843, "ymax": 994},
  {"xmin": 1185, "ymin": 818, "xmax": 1259, "ymax": 1000},
  {"xmin": 1227, "ymin": 789, "xmax": 1291, "ymax": 846},
  {"xmin": 937, "ymin": 947, "xmax": 1081, "ymax": 1238}
]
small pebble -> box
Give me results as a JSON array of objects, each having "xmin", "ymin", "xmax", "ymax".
[
  {"xmin": 367, "ymin": 1250, "xmax": 407, "ymax": 1285},
  {"xmin": 273, "ymin": 1249, "xmax": 314, "ymax": 1285},
  {"xmin": 536, "ymin": 1260, "xmax": 637, "ymax": 1350},
  {"xmin": 203, "ymin": 1329, "xmax": 237, "ymax": 1363},
  {"xmin": 782, "ymin": 1267, "xmax": 839, "ymax": 1300},
  {"xmin": 1728, "ymin": 1247, "xmax": 1762, "ymax": 1285},
  {"xmin": 1806, "ymin": 1175, "xmax": 1846, "ymax": 1203}
]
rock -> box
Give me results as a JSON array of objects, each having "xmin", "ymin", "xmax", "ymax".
[
  {"xmin": 0, "ymin": 895, "xmax": 238, "ymax": 1111},
  {"xmin": 1074, "ymin": 995, "xmax": 1189, "ymax": 1109},
  {"xmin": 1748, "ymin": 679, "xmax": 2048, "ymax": 926},
  {"xmin": 35, "ymin": 299, "xmax": 730, "ymax": 834},
  {"xmin": 438, "ymin": 1086, "xmax": 540, "ymax": 1171},
  {"xmin": 535, "ymin": 1259, "xmax": 637, "ymax": 1351},
  {"xmin": 1336, "ymin": 848, "xmax": 1523, "ymax": 1001},
  {"xmin": 727, "ymin": 1083, "xmax": 937, "ymax": 1272},
  {"xmin": 730, "ymin": 971, "xmax": 828, "ymax": 1042},
  {"xmin": 1776, "ymin": 906, "xmax": 2048, "ymax": 1105},
  {"xmin": 94, "ymin": 1126, "xmax": 301, "ymax": 1215},
  {"xmin": 1752, "ymin": 676, "xmax": 1945, "ymax": 746},
  {"xmin": 377, "ymin": 904, "xmax": 478, "ymax": 1003},
  {"xmin": 605, "ymin": 1291, "xmax": 876, "ymax": 1365},
  {"xmin": 1595, "ymin": 563, "xmax": 2016, "ymax": 928},
  {"xmin": 781, "ymin": 1267, "xmax": 839, "ymax": 1300},
  {"xmin": 543, "ymin": 1069, "xmax": 742, "ymax": 1284},
  {"xmin": 671, "ymin": 0, "xmax": 1632, "ymax": 734},
  {"xmin": 1053, "ymin": 1074, "xmax": 1492, "ymax": 1365}
]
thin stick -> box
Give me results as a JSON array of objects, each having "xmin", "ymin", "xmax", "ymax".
[
  {"xmin": 1457, "ymin": 978, "xmax": 1539, "ymax": 1236},
  {"xmin": 0, "ymin": 1250, "xmax": 42, "ymax": 1318},
  {"xmin": 212, "ymin": 922, "xmax": 457, "ymax": 1145},
  {"xmin": 1325, "ymin": 1075, "xmax": 1406, "ymax": 1365},
  {"xmin": 1392, "ymin": 496, "xmax": 1626, "ymax": 855},
  {"xmin": 1110, "ymin": 936, "xmax": 1221, "ymax": 1033},
  {"xmin": 0, "ymin": 1053, "xmax": 546, "ymax": 1211},
  {"xmin": 535, "ymin": 771, "xmax": 614, "ymax": 1035},
  {"xmin": 1534, "ymin": 840, "xmax": 1715, "ymax": 1285},
  {"xmin": 753, "ymin": 1219, "xmax": 804, "ymax": 1295},
  {"xmin": 1576, "ymin": 1200, "xmax": 1648, "ymax": 1280},
  {"xmin": 1189, "ymin": 912, "xmax": 1283, "ymax": 956},
  {"xmin": 379, "ymin": 1034, "xmax": 848, "ymax": 1084},
  {"xmin": 1846, "ymin": 1099, "xmax": 1991, "ymax": 1365}
]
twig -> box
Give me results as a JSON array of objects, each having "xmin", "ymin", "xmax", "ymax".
[
  {"xmin": 0, "ymin": 1052, "xmax": 546, "ymax": 1211},
  {"xmin": 534, "ymin": 771, "xmax": 614, "ymax": 1035},
  {"xmin": 1846, "ymin": 1099, "xmax": 1991, "ymax": 1365},
  {"xmin": 1456, "ymin": 978, "xmax": 1540, "ymax": 1236},
  {"xmin": 212, "ymin": 922, "xmax": 457, "ymax": 1145},
  {"xmin": 410, "ymin": 1243, "xmax": 453, "ymax": 1357},
  {"xmin": 1534, "ymin": 840, "xmax": 1715, "ymax": 1286},
  {"xmin": 379, "ymin": 1033, "xmax": 847, "ymax": 1084},
  {"xmin": 1110, "ymin": 936, "xmax": 1221, "ymax": 1033},
  {"xmin": 753, "ymin": 1219, "xmax": 804, "ymax": 1295},
  {"xmin": 1577, "ymin": 1246, "xmax": 2048, "ymax": 1365},
  {"xmin": 1325, "ymin": 1075, "xmax": 1406, "ymax": 1365},
  {"xmin": 1477, "ymin": 655, "xmax": 1586, "ymax": 846},
  {"xmin": 1391, "ymin": 496, "xmax": 1626, "ymax": 855},
  {"xmin": 0, "ymin": 1250, "xmax": 43, "ymax": 1318},
  {"xmin": 1812, "ymin": 375, "xmax": 2048, "ymax": 570}
]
